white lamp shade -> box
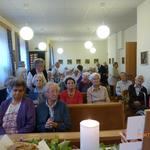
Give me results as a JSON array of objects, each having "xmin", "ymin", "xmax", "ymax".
[
  {"xmin": 90, "ymin": 47, "xmax": 96, "ymax": 53},
  {"xmin": 20, "ymin": 26, "xmax": 34, "ymax": 40},
  {"xmin": 97, "ymin": 25, "xmax": 110, "ymax": 39},
  {"xmin": 84, "ymin": 41, "xmax": 93, "ymax": 49},
  {"xmin": 38, "ymin": 42, "xmax": 47, "ymax": 50},
  {"xmin": 57, "ymin": 48, "xmax": 63, "ymax": 54}
]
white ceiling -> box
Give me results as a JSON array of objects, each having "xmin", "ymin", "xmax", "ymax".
[{"xmin": 0, "ymin": 0, "xmax": 145, "ymax": 42}]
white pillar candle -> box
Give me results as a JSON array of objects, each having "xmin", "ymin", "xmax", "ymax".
[{"xmin": 80, "ymin": 119, "xmax": 100, "ymax": 150}]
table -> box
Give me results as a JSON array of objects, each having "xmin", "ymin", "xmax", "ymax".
[{"xmin": 0, "ymin": 130, "xmax": 123, "ymax": 148}]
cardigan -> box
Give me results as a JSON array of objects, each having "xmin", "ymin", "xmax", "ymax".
[
  {"xmin": 77, "ymin": 81, "xmax": 92, "ymax": 92},
  {"xmin": 0, "ymin": 88, "xmax": 7, "ymax": 105},
  {"xmin": 60, "ymin": 90, "xmax": 83, "ymax": 104},
  {"xmin": 36, "ymin": 100, "xmax": 72, "ymax": 132},
  {"xmin": 0, "ymin": 96, "xmax": 36, "ymax": 135}
]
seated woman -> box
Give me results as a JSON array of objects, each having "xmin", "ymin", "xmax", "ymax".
[
  {"xmin": 87, "ymin": 73, "xmax": 110, "ymax": 103},
  {"xmin": 0, "ymin": 78, "xmax": 36, "ymax": 135},
  {"xmin": 71, "ymin": 68, "xmax": 80, "ymax": 84},
  {"xmin": 77, "ymin": 72, "xmax": 92, "ymax": 92},
  {"xmin": 60, "ymin": 77, "xmax": 83, "ymax": 104},
  {"xmin": 29, "ymin": 74, "xmax": 45, "ymax": 105},
  {"xmin": 36, "ymin": 82, "xmax": 71, "ymax": 132}
]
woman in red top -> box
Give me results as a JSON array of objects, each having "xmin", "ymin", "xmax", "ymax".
[{"xmin": 60, "ymin": 77, "xmax": 83, "ymax": 104}]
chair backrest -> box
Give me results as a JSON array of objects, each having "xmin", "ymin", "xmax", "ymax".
[
  {"xmin": 82, "ymin": 92, "xmax": 87, "ymax": 103},
  {"xmin": 68, "ymin": 102, "xmax": 125, "ymax": 132},
  {"xmin": 122, "ymin": 90, "xmax": 128, "ymax": 100}
]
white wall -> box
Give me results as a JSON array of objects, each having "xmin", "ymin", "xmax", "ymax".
[
  {"xmin": 107, "ymin": 25, "xmax": 137, "ymax": 74},
  {"xmin": 52, "ymin": 41, "xmax": 108, "ymax": 73},
  {"xmin": 137, "ymin": 0, "xmax": 150, "ymax": 93}
]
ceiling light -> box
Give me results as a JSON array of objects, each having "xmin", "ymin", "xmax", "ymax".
[
  {"xmin": 84, "ymin": 41, "xmax": 93, "ymax": 49},
  {"xmin": 20, "ymin": 3, "xmax": 34, "ymax": 40},
  {"xmin": 57, "ymin": 48, "xmax": 63, "ymax": 54},
  {"xmin": 38, "ymin": 42, "xmax": 47, "ymax": 50},
  {"xmin": 97, "ymin": 3, "xmax": 110, "ymax": 39},
  {"xmin": 90, "ymin": 47, "xmax": 96, "ymax": 53}
]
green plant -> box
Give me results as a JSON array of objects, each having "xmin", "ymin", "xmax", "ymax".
[
  {"xmin": 99, "ymin": 143, "xmax": 119, "ymax": 150},
  {"xmin": 123, "ymin": 93, "xmax": 130, "ymax": 114}
]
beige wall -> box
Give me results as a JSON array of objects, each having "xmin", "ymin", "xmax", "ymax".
[{"xmin": 137, "ymin": 0, "xmax": 150, "ymax": 93}]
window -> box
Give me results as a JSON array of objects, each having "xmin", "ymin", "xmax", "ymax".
[
  {"xmin": 0, "ymin": 25, "xmax": 11, "ymax": 87},
  {"xmin": 20, "ymin": 38, "xmax": 27, "ymax": 68}
]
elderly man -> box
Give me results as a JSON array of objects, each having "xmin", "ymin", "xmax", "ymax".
[
  {"xmin": 87, "ymin": 73, "xmax": 110, "ymax": 103},
  {"xmin": 16, "ymin": 61, "xmax": 27, "ymax": 81},
  {"xmin": 128, "ymin": 75, "xmax": 148, "ymax": 113},
  {"xmin": 0, "ymin": 76, "xmax": 15, "ymax": 104},
  {"xmin": 51, "ymin": 61, "xmax": 60, "ymax": 83},
  {"xmin": 96, "ymin": 62, "xmax": 107, "ymax": 85},
  {"xmin": 116, "ymin": 72, "xmax": 132, "ymax": 100}
]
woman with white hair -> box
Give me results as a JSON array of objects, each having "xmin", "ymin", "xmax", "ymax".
[
  {"xmin": 77, "ymin": 72, "xmax": 92, "ymax": 92},
  {"xmin": 87, "ymin": 73, "xmax": 110, "ymax": 103},
  {"xmin": 29, "ymin": 74, "xmax": 45, "ymax": 105},
  {"xmin": 128, "ymin": 75, "xmax": 148, "ymax": 113},
  {"xmin": 36, "ymin": 82, "xmax": 71, "ymax": 132},
  {"xmin": 71, "ymin": 68, "xmax": 80, "ymax": 84}
]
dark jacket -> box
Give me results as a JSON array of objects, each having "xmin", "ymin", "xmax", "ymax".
[
  {"xmin": 0, "ymin": 88, "xmax": 7, "ymax": 105},
  {"xmin": 128, "ymin": 84, "xmax": 148, "ymax": 112},
  {"xmin": 98, "ymin": 65, "xmax": 107, "ymax": 85},
  {"xmin": 36, "ymin": 100, "xmax": 72, "ymax": 132},
  {"xmin": 0, "ymin": 96, "xmax": 36, "ymax": 135},
  {"xmin": 77, "ymin": 81, "xmax": 92, "ymax": 92}
]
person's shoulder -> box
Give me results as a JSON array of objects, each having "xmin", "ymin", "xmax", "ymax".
[
  {"xmin": 60, "ymin": 90, "xmax": 67, "ymax": 94},
  {"xmin": 75, "ymin": 89, "xmax": 82, "ymax": 94},
  {"xmin": 127, "ymin": 80, "xmax": 133, "ymax": 84},
  {"xmin": 128, "ymin": 84, "xmax": 134, "ymax": 89},
  {"xmin": 87, "ymin": 86, "xmax": 92, "ymax": 92},
  {"xmin": 37, "ymin": 100, "xmax": 46, "ymax": 108},
  {"xmin": 0, "ymin": 88, "xmax": 7, "ymax": 94},
  {"xmin": 57, "ymin": 100, "xmax": 67, "ymax": 107}
]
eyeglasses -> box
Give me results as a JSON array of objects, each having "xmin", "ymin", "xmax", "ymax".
[{"xmin": 46, "ymin": 90, "xmax": 59, "ymax": 94}]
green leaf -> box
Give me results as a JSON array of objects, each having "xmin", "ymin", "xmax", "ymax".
[{"xmin": 58, "ymin": 140, "xmax": 70, "ymax": 150}]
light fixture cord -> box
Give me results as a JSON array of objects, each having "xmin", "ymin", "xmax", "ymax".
[
  {"xmin": 26, "ymin": 9, "xmax": 27, "ymax": 26},
  {"xmin": 102, "ymin": 6, "xmax": 104, "ymax": 25}
]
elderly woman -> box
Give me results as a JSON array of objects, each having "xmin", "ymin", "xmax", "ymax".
[
  {"xmin": 29, "ymin": 74, "xmax": 45, "ymax": 105},
  {"xmin": 27, "ymin": 58, "xmax": 47, "ymax": 90},
  {"xmin": 60, "ymin": 77, "xmax": 83, "ymax": 104},
  {"xmin": 0, "ymin": 76, "xmax": 15, "ymax": 105},
  {"xmin": 0, "ymin": 78, "xmax": 36, "ymax": 135},
  {"xmin": 87, "ymin": 73, "xmax": 110, "ymax": 103},
  {"xmin": 71, "ymin": 68, "xmax": 80, "ymax": 84},
  {"xmin": 128, "ymin": 75, "xmax": 148, "ymax": 113},
  {"xmin": 36, "ymin": 82, "xmax": 71, "ymax": 132},
  {"xmin": 77, "ymin": 72, "xmax": 92, "ymax": 92}
]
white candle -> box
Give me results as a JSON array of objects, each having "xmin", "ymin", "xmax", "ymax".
[{"xmin": 80, "ymin": 119, "xmax": 100, "ymax": 150}]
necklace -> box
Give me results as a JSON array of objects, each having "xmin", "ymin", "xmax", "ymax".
[{"xmin": 67, "ymin": 89, "xmax": 75, "ymax": 97}]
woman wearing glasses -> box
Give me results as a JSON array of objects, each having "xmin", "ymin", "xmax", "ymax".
[{"xmin": 36, "ymin": 82, "xmax": 71, "ymax": 132}]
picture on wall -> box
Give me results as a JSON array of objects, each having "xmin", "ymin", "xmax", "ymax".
[
  {"xmin": 141, "ymin": 51, "xmax": 148, "ymax": 65},
  {"xmin": 112, "ymin": 58, "xmax": 114, "ymax": 64},
  {"xmin": 67, "ymin": 59, "xmax": 72, "ymax": 64},
  {"xmin": 94, "ymin": 59, "xmax": 99, "ymax": 64},
  {"xmin": 109, "ymin": 58, "xmax": 111, "ymax": 64},
  {"xmin": 85, "ymin": 59, "xmax": 90, "ymax": 64},
  {"xmin": 76, "ymin": 59, "xmax": 81, "ymax": 64},
  {"xmin": 122, "ymin": 57, "xmax": 125, "ymax": 64},
  {"xmin": 58, "ymin": 59, "xmax": 63, "ymax": 64}
]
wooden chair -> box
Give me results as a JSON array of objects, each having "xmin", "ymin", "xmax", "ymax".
[
  {"xmin": 122, "ymin": 90, "xmax": 128, "ymax": 100},
  {"xmin": 82, "ymin": 92, "xmax": 87, "ymax": 103}
]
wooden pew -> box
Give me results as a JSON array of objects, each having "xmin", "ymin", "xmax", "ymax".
[{"xmin": 67, "ymin": 102, "xmax": 125, "ymax": 132}]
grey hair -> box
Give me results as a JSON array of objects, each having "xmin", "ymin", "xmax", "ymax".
[
  {"xmin": 88, "ymin": 67, "xmax": 93, "ymax": 71},
  {"xmin": 9, "ymin": 77, "xmax": 26, "ymax": 90},
  {"xmin": 96, "ymin": 63, "xmax": 100, "ymax": 66},
  {"xmin": 33, "ymin": 58, "xmax": 45, "ymax": 69},
  {"xmin": 73, "ymin": 68, "xmax": 78, "ymax": 73},
  {"xmin": 63, "ymin": 75, "xmax": 73, "ymax": 83},
  {"xmin": 18, "ymin": 61, "xmax": 25, "ymax": 67},
  {"xmin": 55, "ymin": 61, "xmax": 60, "ymax": 67},
  {"xmin": 113, "ymin": 62, "xmax": 118, "ymax": 67},
  {"xmin": 64, "ymin": 70, "xmax": 70, "ymax": 76},
  {"xmin": 120, "ymin": 72, "xmax": 128, "ymax": 77},
  {"xmin": 4, "ymin": 76, "xmax": 15, "ymax": 87},
  {"xmin": 32, "ymin": 74, "xmax": 45, "ymax": 86},
  {"xmin": 89, "ymin": 73, "xmax": 101, "ymax": 82},
  {"xmin": 82, "ymin": 72, "xmax": 90, "ymax": 78},
  {"xmin": 135, "ymin": 74, "xmax": 144, "ymax": 82},
  {"xmin": 44, "ymin": 82, "xmax": 60, "ymax": 93}
]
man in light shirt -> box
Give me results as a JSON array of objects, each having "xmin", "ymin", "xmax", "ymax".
[{"xmin": 116, "ymin": 72, "xmax": 132, "ymax": 100}]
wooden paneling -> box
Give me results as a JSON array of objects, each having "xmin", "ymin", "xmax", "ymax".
[{"xmin": 126, "ymin": 42, "xmax": 137, "ymax": 84}]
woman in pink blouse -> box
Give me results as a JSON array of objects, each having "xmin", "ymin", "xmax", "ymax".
[{"xmin": 60, "ymin": 77, "xmax": 83, "ymax": 104}]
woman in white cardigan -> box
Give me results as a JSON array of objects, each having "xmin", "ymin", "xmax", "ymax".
[{"xmin": 108, "ymin": 62, "xmax": 120, "ymax": 96}]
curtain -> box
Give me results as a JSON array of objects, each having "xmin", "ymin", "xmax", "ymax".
[
  {"xmin": 7, "ymin": 29, "xmax": 15, "ymax": 76},
  {"xmin": 49, "ymin": 45, "xmax": 54, "ymax": 68},
  {"xmin": 25, "ymin": 41, "xmax": 30, "ymax": 71},
  {"xmin": 0, "ymin": 26, "xmax": 11, "ymax": 87},
  {"xmin": 20, "ymin": 38, "xmax": 27, "ymax": 69},
  {"xmin": 15, "ymin": 34, "xmax": 21, "ymax": 68}
]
